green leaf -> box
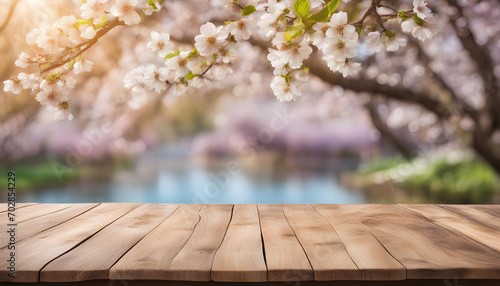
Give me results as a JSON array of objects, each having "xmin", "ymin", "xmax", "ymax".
[
  {"xmin": 242, "ymin": 5, "xmax": 256, "ymax": 16},
  {"xmin": 308, "ymin": 8, "xmax": 328, "ymax": 22},
  {"xmin": 384, "ymin": 30, "xmax": 397, "ymax": 38},
  {"xmin": 398, "ymin": 10, "xmax": 410, "ymax": 20},
  {"xmin": 186, "ymin": 71, "xmax": 196, "ymax": 80},
  {"xmin": 412, "ymin": 14, "xmax": 424, "ymax": 26},
  {"xmin": 285, "ymin": 30, "xmax": 303, "ymax": 41},
  {"xmin": 307, "ymin": 0, "xmax": 340, "ymax": 23},
  {"xmin": 355, "ymin": 25, "xmax": 363, "ymax": 35},
  {"xmin": 94, "ymin": 16, "xmax": 108, "ymax": 29},
  {"xmin": 186, "ymin": 48, "xmax": 197, "ymax": 60},
  {"xmin": 325, "ymin": 0, "xmax": 340, "ymax": 15},
  {"xmin": 294, "ymin": 0, "xmax": 309, "ymax": 19},
  {"xmin": 285, "ymin": 24, "xmax": 303, "ymax": 32},
  {"xmin": 74, "ymin": 19, "xmax": 94, "ymax": 29},
  {"xmin": 147, "ymin": 0, "xmax": 158, "ymax": 9},
  {"xmin": 166, "ymin": 49, "xmax": 180, "ymax": 59}
]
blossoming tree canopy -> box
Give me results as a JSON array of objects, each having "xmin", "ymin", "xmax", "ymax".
[{"xmin": 3, "ymin": 0, "xmax": 438, "ymax": 121}]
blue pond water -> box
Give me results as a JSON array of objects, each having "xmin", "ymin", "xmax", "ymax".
[{"xmin": 21, "ymin": 146, "xmax": 366, "ymax": 204}]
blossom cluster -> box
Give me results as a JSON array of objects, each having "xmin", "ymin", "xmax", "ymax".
[
  {"xmin": 124, "ymin": 3, "xmax": 259, "ymax": 98},
  {"xmin": 4, "ymin": 0, "xmax": 440, "ymax": 120},
  {"xmin": 3, "ymin": 0, "xmax": 161, "ymax": 120}
]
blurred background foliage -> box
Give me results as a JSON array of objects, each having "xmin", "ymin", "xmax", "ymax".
[{"xmin": 0, "ymin": 0, "xmax": 499, "ymax": 204}]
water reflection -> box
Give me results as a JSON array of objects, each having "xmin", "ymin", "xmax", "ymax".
[{"xmin": 21, "ymin": 164, "xmax": 365, "ymax": 204}]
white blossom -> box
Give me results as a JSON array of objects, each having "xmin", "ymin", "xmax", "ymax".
[
  {"xmin": 3, "ymin": 80, "xmax": 23, "ymax": 94},
  {"xmin": 147, "ymin": 32, "xmax": 174, "ymax": 58},
  {"xmin": 54, "ymin": 109, "xmax": 74, "ymax": 121},
  {"xmin": 271, "ymin": 76, "xmax": 300, "ymax": 102},
  {"xmin": 81, "ymin": 26, "xmax": 96, "ymax": 39},
  {"xmin": 189, "ymin": 76, "xmax": 209, "ymax": 88},
  {"xmin": 218, "ymin": 46, "xmax": 237, "ymax": 64},
  {"xmin": 143, "ymin": 65, "xmax": 169, "ymax": 92},
  {"xmin": 15, "ymin": 52, "xmax": 31, "ymax": 68},
  {"xmin": 36, "ymin": 82, "xmax": 68, "ymax": 107},
  {"xmin": 194, "ymin": 22, "xmax": 228, "ymax": 57},
  {"xmin": 81, "ymin": 0, "xmax": 111, "ymax": 20},
  {"xmin": 172, "ymin": 82, "xmax": 188, "ymax": 96},
  {"xmin": 366, "ymin": 32, "xmax": 384, "ymax": 53},
  {"xmin": 323, "ymin": 34, "xmax": 358, "ymax": 61},
  {"xmin": 124, "ymin": 66, "xmax": 148, "ymax": 89},
  {"xmin": 18, "ymin": 73, "xmax": 39, "ymax": 89},
  {"xmin": 210, "ymin": 64, "xmax": 233, "ymax": 80},
  {"xmin": 228, "ymin": 18, "xmax": 257, "ymax": 41},
  {"xmin": 311, "ymin": 22, "xmax": 331, "ymax": 49},
  {"xmin": 413, "ymin": 0, "xmax": 432, "ymax": 19},
  {"xmin": 267, "ymin": 48, "xmax": 288, "ymax": 70},
  {"xmin": 386, "ymin": 34, "xmax": 407, "ymax": 52},
  {"xmin": 111, "ymin": 0, "xmax": 141, "ymax": 26},
  {"xmin": 326, "ymin": 12, "xmax": 357, "ymax": 42},
  {"xmin": 324, "ymin": 58, "xmax": 361, "ymax": 77},
  {"xmin": 165, "ymin": 51, "xmax": 190, "ymax": 79},
  {"xmin": 401, "ymin": 16, "xmax": 438, "ymax": 41},
  {"xmin": 287, "ymin": 40, "xmax": 313, "ymax": 69},
  {"xmin": 73, "ymin": 59, "xmax": 93, "ymax": 74},
  {"xmin": 56, "ymin": 15, "xmax": 78, "ymax": 34}
]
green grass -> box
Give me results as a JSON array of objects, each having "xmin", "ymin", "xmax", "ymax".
[
  {"xmin": 1, "ymin": 161, "xmax": 80, "ymax": 190},
  {"xmin": 358, "ymin": 154, "xmax": 499, "ymax": 203}
]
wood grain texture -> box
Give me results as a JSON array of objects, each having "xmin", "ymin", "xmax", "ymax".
[
  {"xmin": 0, "ymin": 203, "xmax": 98, "ymax": 249},
  {"xmin": 0, "ymin": 203, "xmax": 38, "ymax": 213},
  {"xmin": 258, "ymin": 204, "xmax": 313, "ymax": 281},
  {"xmin": 350, "ymin": 204, "xmax": 500, "ymax": 279},
  {"xmin": 1, "ymin": 203, "xmax": 500, "ymax": 283},
  {"xmin": 401, "ymin": 204, "xmax": 500, "ymax": 252},
  {"xmin": 468, "ymin": 205, "xmax": 500, "ymax": 217},
  {"xmin": 211, "ymin": 204, "xmax": 267, "ymax": 282},
  {"xmin": 40, "ymin": 204, "xmax": 179, "ymax": 282},
  {"xmin": 440, "ymin": 204, "xmax": 500, "ymax": 230},
  {"xmin": 166, "ymin": 204, "xmax": 233, "ymax": 281},
  {"xmin": 15, "ymin": 203, "xmax": 73, "ymax": 222},
  {"xmin": 314, "ymin": 204, "xmax": 406, "ymax": 280},
  {"xmin": 109, "ymin": 204, "xmax": 201, "ymax": 280},
  {"xmin": 0, "ymin": 203, "xmax": 138, "ymax": 282},
  {"xmin": 282, "ymin": 204, "xmax": 360, "ymax": 281},
  {"xmin": 5, "ymin": 279, "xmax": 500, "ymax": 286}
]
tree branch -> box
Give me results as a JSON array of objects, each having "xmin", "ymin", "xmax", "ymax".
[
  {"xmin": 41, "ymin": 19, "xmax": 124, "ymax": 74},
  {"xmin": 445, "ymin": 0, "xmax": 500, "ymax": 132},
  {"xmin": 366, "ymin": 98, "xmax": 420, "ymax": 159}
]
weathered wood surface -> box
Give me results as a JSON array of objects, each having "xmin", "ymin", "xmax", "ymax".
[{"xmin": 0, "ymin": 203, "xmax": 499, "ymax": 284}]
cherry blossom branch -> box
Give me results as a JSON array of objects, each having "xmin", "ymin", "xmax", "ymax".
[{"xmin": 41, "ymin": 19, "xmax": 124, "ymax": 75}]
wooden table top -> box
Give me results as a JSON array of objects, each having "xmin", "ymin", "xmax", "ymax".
[{"xmin": 1, "ymin": 203, "xmax": 500, "ymax": 285}]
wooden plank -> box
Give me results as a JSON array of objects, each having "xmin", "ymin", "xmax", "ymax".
[
  {"xmin": 348, "ymin": 204, "xmax": 500, "ymax": 279},
  {"xmin": 258, "ymin": 204, "xmax": 313, "ymax": 281},
  {"xmin": 401, "ymin": 204, "xmax": 500, "ymax": 252},
  {"xmin": 0, "ymin": 203, "xmax": 98, "ymax": 249},
  {"xmin": 211, "ymin": 204, "xmax": 267, "ymax": 282},
  {"xmin": 13, "ymin": 203, "xmax": 73, "ymax": 223},
  {"xmin": 40, "ymin": 204, "xmax": 179, "ymax": 282},
  {"xmin": 468, "ymin": 205, "xmax": 500, "ymax": 218},
  {"xmin": 281, "ymin": 204, "xmax": 360, "ymax": 281},
  {"xmin": 0, "ymin": 203, "xmax": 38, "ymax": 213},
  {"xmin": 109, "ymin": 204, "xmax": 202, "ymax": 280},
  {"xmin": 314, "ymin": 204, "xmax": 406, "ymax": 280},
  {"xmin": 5, "ymin": 279, "xmax": 500, "ymax": 286},
  {"xmin": 0, "ymin": 203, "xmax": 138, "ymax": 282},
  {"xmin": 440, "ymin": 205, "xmax": 500, "ymax": 230},
  {"xmin": 166, "ymin": 204, "xmax": 233, "ymax": 281}
]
